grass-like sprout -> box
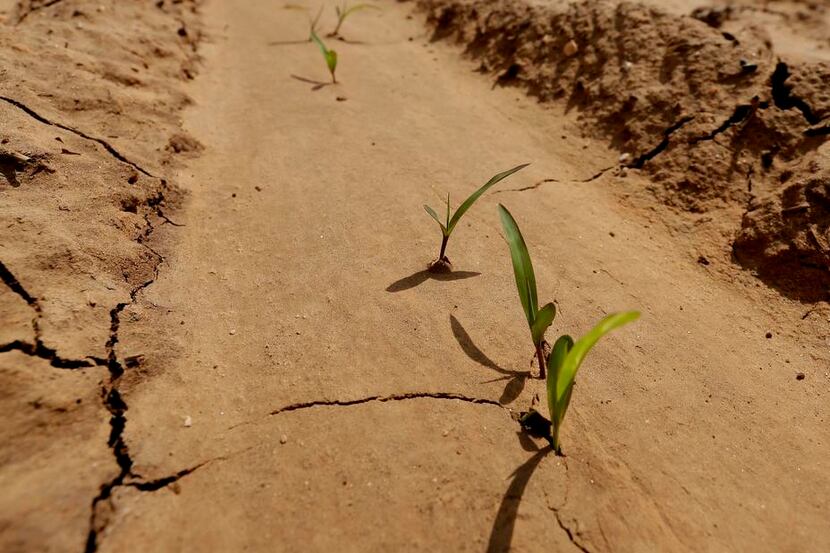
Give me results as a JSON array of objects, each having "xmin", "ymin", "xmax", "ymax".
[
  {"xmin": 329, "ymin": 2, "xmax": 380, "ymax": 37},
  {"xmin": 283, "ymin": 4, "xmax": 323, "ymax": 42},
  {"xmin": 498, "ymin": 204, "xmax": 639, "ymax": 453},
  {"xmin": 545, "ymin": 311, "xmax": 639, "ymax": 453},
  {"xmin": 497, "ymin": 203, "xmax": 557, "ymax": 377},
  {"xmin": 424, "ymin": 164, "xmax": 528, "ymax": 272},
  {"xmin": 311, "ymin": 30, "xmax": 338, "ymax": 83}
]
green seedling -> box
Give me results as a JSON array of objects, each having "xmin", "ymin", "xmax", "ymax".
[
  {"xmin": 329, "ymin": 2, "xmax": 380, "ymax": 37},
  {"xmin": 545, "ymin": 311, "xmax": 639, "ymax": 453},
  {"xmin": 424, "ymin": 164, "xmax": 528, "ymax": 272},
  {"xmin": 284, "ymin": 4, "xmax": 323, "ymax": 41},
  {"xmin": 497, "ymin": 203, "xmax": 557, "ymax": 378},
  {"xmin": 311, "ymin": 30, "xmax": 338, "ymax": 83}
]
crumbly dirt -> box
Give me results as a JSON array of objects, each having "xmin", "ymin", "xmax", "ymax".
[
  {"xmin": 1, "ymin": 1, "xmax": 829, "ymax": 552},
  {"xmin": 416, "ymin": 0, "xmax": 830, "ymax": 300},
  {"xmin": 0, "ymin": 1, "xmax": 201, "ymax": 551}
]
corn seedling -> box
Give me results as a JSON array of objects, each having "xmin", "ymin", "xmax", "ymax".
[
  {"xmin": 544, "ymin": 311, "xmax": 639, "ymax": 453},
  {"xmin": 424, "ymin": 164, "xmax": 528, "ymax": 272},
  {"xmin": 329, "ymin": 2, "xmax": 380, "ymax": 37},
  {"xmin": 311, "ymin": 30, "xmax": 338, "ymax": 83},
  {"xmin": 284, "ymin": 4, "xmax": 323, "ymax": 41},
  {"xmin": 497, "ymin": 204, "xmax": 557, "ymax": 377}
]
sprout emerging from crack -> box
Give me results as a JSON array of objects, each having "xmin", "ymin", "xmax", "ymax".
[
  {"xmin": 544, "ymin": 311, "xmax": 639, "ymax": 454},
  {"xmin": 424, "ymin": 164, "xmax": 528, "ymax": 273}
]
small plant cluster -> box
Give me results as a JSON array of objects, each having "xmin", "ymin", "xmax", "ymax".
[
  {"xmin": 288, "ymin": 2, "xmax": 379, "ymax": 84},
  {"xmin": 420, "ymin": 165, "xmax": 639, "ymax": 454}
]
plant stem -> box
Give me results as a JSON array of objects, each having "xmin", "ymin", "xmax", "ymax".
[
  {"xmin": 438, "ymin": 234, "xmax": 449, "ymax": 261},
  {"xmin": 535, "ymin": 342, "xmax": 546, "ymax": 380},
  {"xmin": 552, "ymin": 423, "xmax": 561, "ymax": 455}
]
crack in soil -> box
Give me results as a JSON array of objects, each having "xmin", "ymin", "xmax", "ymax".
[
  {"xmin": 0, "ymin": 260, "xmax": 104, "ymax": 368},
  {"xmin": 690, "ymin": 101, "xmax": 757, "ymax": 144},
  {"xmin": 548, "ymin": 459, "xmax": 592, "ymax": 553},
  {"xmin": 269, "ymin": 391, "xmax": 505, "ymax": 416},
  {"xmin": 0, "ymin": 96, "xmax": 156, "ymax": 177},
  {"xmin": 770, "ymin": 61, "xmax": 820, "ymax": 125},
  {"xmin": 630, "ymin": 116, "xmax": 695, "ymax": 168}
]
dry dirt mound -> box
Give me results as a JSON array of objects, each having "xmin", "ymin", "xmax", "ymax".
[
  {"xmin": 415, "ymin": 0, "xmax": 830, "ymax": 301},
  {"xmin": 0, "ymin": 1, "xmax": 202, "ymax": 551}
]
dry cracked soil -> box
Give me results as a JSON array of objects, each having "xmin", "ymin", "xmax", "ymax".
[{"xmin": 1, "ymin": 0, "xmax": 828, "ymax": 552}]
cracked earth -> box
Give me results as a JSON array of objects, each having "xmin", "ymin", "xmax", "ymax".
[{"xmin": 1, "ymin": 0, "xmax": 829, "ymax": 552}]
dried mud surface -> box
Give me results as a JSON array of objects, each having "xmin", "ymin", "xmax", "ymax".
[
  {"xmin": 416, "ymin": 0, "xmax": 830, "ymax": 301},
  {"xmin": 0, "ymin": 1, "xmax": 202, "ymax": 551},
  {"xmin": 1, "ymin": 0, "xmax": 829, "ymax": 552}
]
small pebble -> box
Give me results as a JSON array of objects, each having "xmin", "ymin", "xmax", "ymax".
[
  {"xmin": 280, "ymin": 434, "xmax": 288, "ymax": 444},
  {"xmin": 563, "ymin": 39, "xmax": 578, "ymax": 56},
  {"xmin": 183, "ymin": 416, "xmax": 192, "ymax": 427},
  {"xmin": 229, "ymin": 329, "xmax": 236, "ymax": 335},
  {"xmin": 796, "ymin": 373, "xmax": 805, "ymax": 381}
]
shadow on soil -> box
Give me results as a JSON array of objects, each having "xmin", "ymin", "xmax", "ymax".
[
  {"xmin": 486, "ymin": 445, "xmax": 553, "ymax": 553},
  {"xmin": 290, "ymin": 74, "xmax": 334, "ymax": 91},
  {"xmin": 385, "ymin": 270, "xmax": 480, "ymax": 293},
  {"xmin": 449, "ymin": 315, "xmax": 529, "ymax": 404}
]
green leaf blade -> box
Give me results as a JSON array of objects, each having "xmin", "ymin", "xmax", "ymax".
[
  {"xmin": 424, "ymin": 205, "xmax": 448, "ymax": 234},
  {"xmin": 530, "ymin": 302, "xmax": 556, "ymax": 346},
  {"xmin": 547, "ymin": 334, "xmax": 573, "ymax": 429},
  {"xmin": 325, "ymin": 49, "xmax": 338, "ymax": 75},
  {"xmin": 498, "ymin": 204, "xmax": 538, "ymax": 328},
  {"xmin": 447, "ymin": 163, "xmax": 529, "ymax": 235},
  {"xmin": 555, "ymin": 311, "xmax": 640, "ymax": 409}
]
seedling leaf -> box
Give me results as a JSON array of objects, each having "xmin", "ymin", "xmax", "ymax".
[
  {"xmin": 310, "ymin": 30, "xmax": 337, "ymax": 82},
  {"xmin": 331, "ymin": 2, "xmax": 380, "ymax": 36},
  {"xmin": 424, "ymin": 205, "xmax": 447, "ymax": 233},
  {"xmin": 547, "ymin": 334, "xmax": 573, "ymax": 431},
  {"xmin": 498, "ymin": 203, "xmax": 538, "ymax": 328},
  {"xmin": 448, "ymin": 164, "xmax": 528, "ymax": 235},
  {"xmin": 531, "ymin": 302, "xmax": 556, "ymax": 346},
  {"xmin": 554, "ymin": 311, "xmax": 640, "ymax": 407}
]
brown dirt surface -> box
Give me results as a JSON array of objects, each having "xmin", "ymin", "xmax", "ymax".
[
  {"xmin": 418, "ymin": 0, "xmax": 830, "ymax": 300},
  {"xmin": 1, "ymin": 1, "xmax": 829, "ymax": 552},
  {"xmin": 0, "ymin": 0, "xmax": 202, "ymax": 551}
]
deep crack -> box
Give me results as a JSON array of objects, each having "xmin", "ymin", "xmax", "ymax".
[
  {"xmin": 0, "ymin": 96, "xmax": 156, "ymax": 177},
  {"xmin": 770, "ymin": 61, "xmax": 820, "ymax": 125},
  {"xmin": 0, "ymin": 260, "xmax": 103, "ymax": 368},
  {"xmin": 690, "ymin": 101, "xmax": 757, "ymax": 144},
  {"xmin": 630, "ymin": 116, "xmax": 694, "ymax": 168}
]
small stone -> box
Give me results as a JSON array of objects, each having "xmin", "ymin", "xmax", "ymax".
[
  {"xmin": 563, "ymin": 39, "xmax": 578, "ymax": 57},
  {"xmin": 442, "ymin": 429, "xmax": 449, "ymax": 437},
  {"xmin": 796, "ymin": 373, "xmax": 805, "ymax": 381},
  {"xmin": 229, "ymin": 329, "xmax": 236, "ymax": 335},
  {"xmin": 618, "ymin": 152, "xmax": 631, "ymax": 163},
  {"xmin": 280, "ymin": 434, "xmax": 288, "ymax": 444},
  {"xmin": 184, "ymin": 416, "xmax": 192, "ymax": 427},
  {"xmin": 765, "ymin": 332, "xmax": 773, "ymax": 339}
]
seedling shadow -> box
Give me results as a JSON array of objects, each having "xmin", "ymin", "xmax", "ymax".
[
  {"xmin": 385, "ymin": 270, "xmax": 480, "ymax": 293},
  {"xmin": 450, "ymin": 315, "xmax": 530, "ymax": 404},
  {"xmin": 290, "ymin": 74, "xmax": 333, "ymax": 91},
  {"xmin": 486, "ymin": 445, "xmax": 553, "ymax": 553}
]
